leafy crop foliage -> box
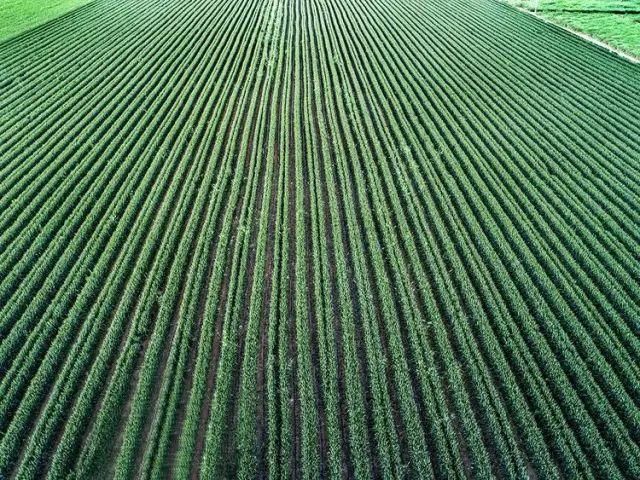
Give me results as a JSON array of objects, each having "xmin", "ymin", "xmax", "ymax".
[{"xmin": 0, "ymin": 0, "xmax": 639, "ymax": 478}]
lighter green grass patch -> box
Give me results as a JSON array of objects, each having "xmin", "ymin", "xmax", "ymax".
[
  {"xmin": 0, "ymin": 0, "xmax": 93, "ymax": 43},
  {"xmin": 514, "ymin": 0, "xmax": 638, "ymax": 10},
  {"xmin": 505, "ymin": 0, "xmax": 640, "ymax": 58},
  {"xmin": 544, "ymin": 12, "xmax": 640, "ymax": 56}
]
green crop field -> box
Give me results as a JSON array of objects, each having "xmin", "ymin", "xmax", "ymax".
[{"xmin": 0, "ymin": 0, "xmax": 639, "ymax": 478}]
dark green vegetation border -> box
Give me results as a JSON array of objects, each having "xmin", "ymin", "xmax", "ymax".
[{"xmin": 0, "ymin": 0, "xmax": 639, "ymax": 477}]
